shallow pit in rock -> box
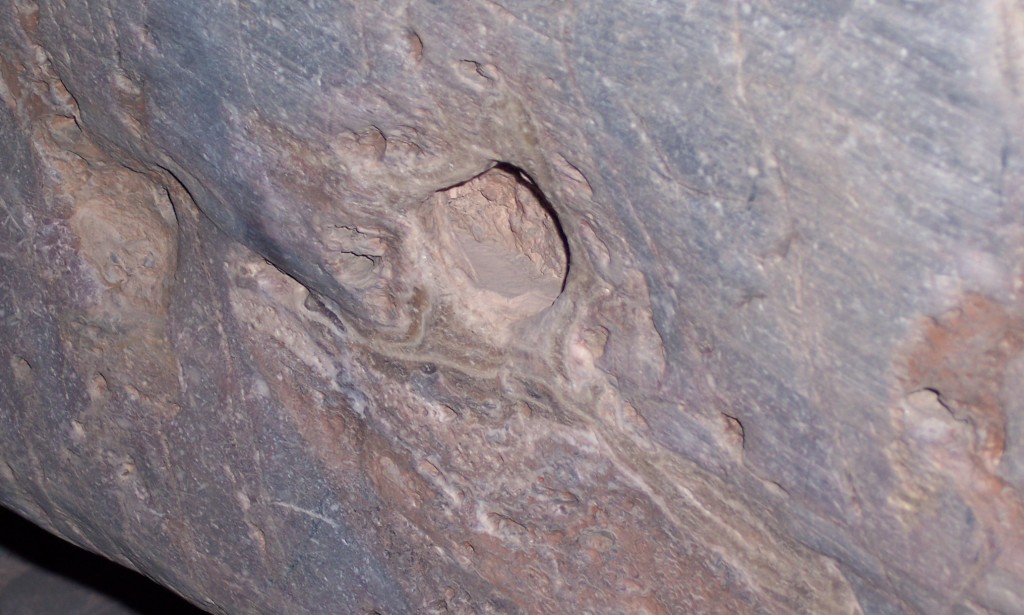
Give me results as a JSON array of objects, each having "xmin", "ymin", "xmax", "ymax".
[{"xmin": 428, "ymin": 164, "xmax": 569, "ymax": 330}]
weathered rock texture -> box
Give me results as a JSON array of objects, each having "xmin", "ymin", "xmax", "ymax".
[{"xmin": 1, "ymin": 0, "xmax": 1023, "ymax": 613}]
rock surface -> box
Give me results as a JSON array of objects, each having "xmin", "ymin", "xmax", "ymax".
[{"xmin": 1, "ymin": 0, "xmax": 1023, "ymax": 613}]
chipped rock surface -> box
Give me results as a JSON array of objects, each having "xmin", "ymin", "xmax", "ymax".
[{"xmin": 1, "ymin": 0, "xmax": 1023, "ymax": 613}]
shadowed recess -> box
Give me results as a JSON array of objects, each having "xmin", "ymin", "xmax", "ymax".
[{"xmin": 0, "ymin": 506, "xmax": 204, "ymax": 614}]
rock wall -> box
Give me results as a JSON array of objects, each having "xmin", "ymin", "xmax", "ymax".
[{"xmin": 1, "ymin": 0, "xmax": 1023, "ymax": 613}]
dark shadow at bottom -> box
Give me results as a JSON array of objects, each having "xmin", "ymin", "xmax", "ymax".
[{"xmin": 0, "ymin": 506, "xmax": 206, "ymax": 614}]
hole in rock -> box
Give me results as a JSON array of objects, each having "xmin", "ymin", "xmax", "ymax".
[{"xmin": 432, "ymin": 163, "xmax": 569, "ymax": 325}]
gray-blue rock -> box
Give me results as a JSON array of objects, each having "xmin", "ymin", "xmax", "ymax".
[{"xmin": 1, "ymin": 0, "xmax": 1022, "ymax": 612}]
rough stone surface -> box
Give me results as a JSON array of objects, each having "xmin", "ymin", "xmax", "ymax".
[{"xmin": 1, "ymin": 0, "xmax": 1023, "ymax": 613}]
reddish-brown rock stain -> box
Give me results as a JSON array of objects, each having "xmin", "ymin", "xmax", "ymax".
[
  {"xmin": 905, "ymin": 293, "xmax": 1024, "ymax": 476},
  {"xmin": 900, "ymin": 293, "xmax": 1024, "ymax": 604}
]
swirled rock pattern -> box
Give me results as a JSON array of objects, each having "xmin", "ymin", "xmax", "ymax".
[{"xmin": 2, "ymin": 1, "xmax": 1023, "ymax": 613}]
